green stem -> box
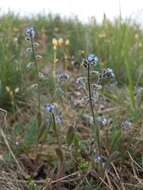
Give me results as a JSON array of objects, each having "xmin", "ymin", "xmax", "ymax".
[
  {"xmin": 53, "ymin": 49, "xmax": 57, "ymax": 78},
  {"xmin": 87, "ymin": 63, "xmax": 101, "ymax": 156},
  {"xmin": 30, "ymin": 37, "xmax": 41, "ymax": 119},
  {"xmin": 51, "ymin": 112, "xmax": 64, "ymax": 179},
  {"xmin": 51, "ymin": 112, "xmax": 61, "ymax": 149}
]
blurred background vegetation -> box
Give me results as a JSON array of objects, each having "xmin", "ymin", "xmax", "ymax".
[
  {"xmin": 1, "ymin": 12, "xmax": 143, "ymax": 110},
  {"xmin": 1, "ymin": 12, "xmax": 143, "ymax": 82}
]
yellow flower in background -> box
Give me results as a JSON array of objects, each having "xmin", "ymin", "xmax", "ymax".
[
  {"xmin": 13, "ymin": 27, "xmax": 19, "ymax": 32},
  {"xmin": 52, "ymin": 38, "xmax": 58, "ymax": 47},
  {"xmin": 58, "ymin": 38, "xmax": 64, "ymax": 47},
  {"xmin": 65, "ymin": 39, "xmax": 70, "ymax": 46},
  {"xmin": 5, "ymin": 86, "xmax": 10, "ymax": 93},
  {"xmin": 15, "ymin": 88, "xmax": 20, "ymax": 93}
]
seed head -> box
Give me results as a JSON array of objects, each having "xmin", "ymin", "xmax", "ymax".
[
  {"xmin": 58, "ymin": 38, "xmax": 64, "ymax": 46},
  {"xmin": 83, "ymin": 54, "xmax": 99, "ymax": 67}
]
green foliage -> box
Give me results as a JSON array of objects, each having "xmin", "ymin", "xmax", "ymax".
[
  {"xmin": 14, "ymin": 117, "xmax": 39, "ymax": 153},
  {"xmin": 0, "ymin": 22, "xmax": 27, "ymax": 110},
  {"xmin": 111, "ymin": 127, "xmax": 122, "ymax": 151}
]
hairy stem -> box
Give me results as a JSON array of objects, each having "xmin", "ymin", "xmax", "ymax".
[
  {"xmin": 51, "ymin": 112, "xmax": 61, "ymax": 150},
  {"xmin": 30, "ymin": 37, "xmax": 41, "ymax": 123},
  {"xmin": 53, "ymin": 49, "xmax": 57, "ymax": 78},
  {"xmin": 87, "ymin": 63, "xmax": 101, "ymax": 155}
]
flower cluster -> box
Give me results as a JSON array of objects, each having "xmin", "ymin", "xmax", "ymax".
[
  {"xmin": 52, "ymin": 38, "xmax": 70, "ymax": 50},
  {"xmin": 44, "ymin": 103, "xmax": 62, "ymax": 125},
  {"xmin": 83, "ymin": 54, "xmax": 99, "ymax": 67},
  {"xmin": 25, "ymin": 27, "xmax": 42, "ymax": 67},
  {"xmin": 25, "ymin": 27, "xmax": 35, "ymax": 39},
  {"xmin": 99, "ymin": 68, "xmax": 115, "ymax": 80},
  {"xmin": 5, "ymin": 86, "xmax": 20, "ymax": 101}
]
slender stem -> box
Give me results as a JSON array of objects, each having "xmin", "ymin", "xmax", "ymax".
[
  {"xmin": 87, "ymin": 63, "xmax": 101, "ymax": 155},
  {"xmin": 53, "ymin": 49, "xmax": 57, "ymax": 78},
  {"xmin": 51, "ymin": 112, "xmax": 61, "ymax": 150},
  {"xmin": 30, "ymin": 37, "xmax": 41, "ymax": 117},
  {"xmin": 64, "ymin": 46, "xmax": 68, "ymax": 71},
  {"xmin": 51, "ymin": 112, "xmax": 64, "ymax": 181}
]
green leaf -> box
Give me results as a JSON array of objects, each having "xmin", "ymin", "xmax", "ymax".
[
  {"xmin": 111, "ymin": 128, "xmax": 122, "ymax": 151},
  {"xmin": 66, "ymin": 126, "xmax": 75, "ymax": 146},
  {"xmin": 24, "ymin": 118, "xmax": 38, "ymax": 145},
  {"xmin": 51, "ymin": 112, "xmax": 57, "ymax": 131}
]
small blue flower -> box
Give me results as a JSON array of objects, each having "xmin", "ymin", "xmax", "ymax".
[
  {"xmin": 25, "ymin": 27, "xmax": 35, "ymax": 39},
  {"xmin": 95, "ymin": 155, "xmax": 102, "ymax": 161},
  {"xmin": 44, "ymin": 104, "xmax": 56, "ymax": 112},
  {"xmin": 83, "ymin": 54, "xmax": 99, "ymax": 67},
  {"xmin": 87, "ymin": 54, "xmax": 98, "ymax": 63}
]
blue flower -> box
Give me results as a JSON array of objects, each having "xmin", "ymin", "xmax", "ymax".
[
  {"xmin": 86, "ymin": 54, "xmax": 98, "ymax": 64},
  {"xmin": 83, "ymin": 54, "xmax": 99, "ymax": 67},
  {"xmin": 44, "ymin": 104, "xmax": 56, "ymax": 112},
  {"xmin": 95, "ymin": 155, "xmax": 102, "ymax": 161},
  {"xmin": 25, "ymin": 27, "xmax": 35, "ymax": 39}
]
